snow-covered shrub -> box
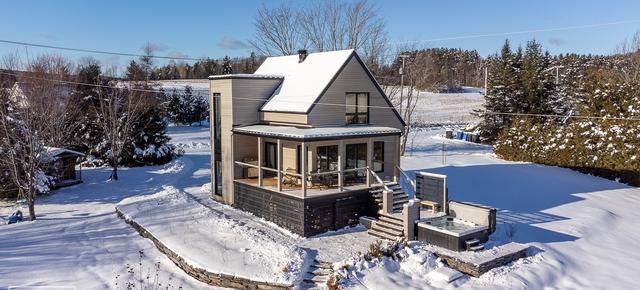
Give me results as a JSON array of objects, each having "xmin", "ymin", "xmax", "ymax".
[{"xmin": 495, "ymin": 72, "xmax": 640, "ymax": 185}]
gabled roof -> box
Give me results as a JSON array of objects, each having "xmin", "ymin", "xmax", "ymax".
[
  {"xmin": 41, "ymin": 147, "xmax": 85, "ymax": 161},
  {"xmin": 256, "ymin": 49, "xmax": 355, "ymax": 113},
  {"xmin": 255, "ymin": 49, "xmax": 406, "ymax": 127}
]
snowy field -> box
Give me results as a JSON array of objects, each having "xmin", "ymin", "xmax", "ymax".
[
  {"xmin": 409, "ymin": 87, "xmax": 485, "ymax": 125},
  {"xmin": 337, "ymin": 127, "xmax": 640, "ymax": 289},
  {"xmin": 2, "ymin": 123, "xmax": 640, "ymax": 289}
]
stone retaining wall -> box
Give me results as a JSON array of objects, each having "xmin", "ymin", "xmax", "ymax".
[
  {"xmin": 115, "ymin": 207, "xmax": 293, "ymax": 290},
  {"xmin": 434, "ymin": 243, "xmax": 529, "ymax": 277}
]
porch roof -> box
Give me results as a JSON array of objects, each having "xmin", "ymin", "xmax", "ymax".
[{"xmin": 232, "ymin": 124, "xmax": 401, "ymax": 141}]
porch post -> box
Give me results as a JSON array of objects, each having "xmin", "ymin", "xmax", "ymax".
[
  {"xmin": 257, "ymin": 136, "xmax": 263, "ymax": 187},
  {"xmin": 367, "ymin": 137, "xmax": 373, "ymax": 187},
  {"xmin": 277, "ymin": 139, "xmax": 282, "ymax": 192},
  {"xmin": 301, "ymin": 141, "xmax": 307, "ymax": 197},
  {"xmin": 338, "ymin": 140, "xmax": 344, "ymax": 191}
]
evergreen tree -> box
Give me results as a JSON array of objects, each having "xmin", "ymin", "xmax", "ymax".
[
  {"xmin": 520, "ymin": 40, "xmax": 555, "ymax": 115},
  {"xmin": 478, "ymin": 40, "xmax": 518, "ymax": 140},
  {"xmin": 124, "ymin": 89, "xmax": 173, "ymax": 166},
  {"xmin": 126, "ymin": 60, "xmax": 146, "ymax": 81},
  {"xmin": 70, "ymin": 62, "xmax": 106, "ymax": 155},
  {"xmin": 166, "ymin": 88, "xmax": 183, "ymax": 124},
  {"xmin": 222, "ymin": 56, "xmax": 233, "ymax": 74}
]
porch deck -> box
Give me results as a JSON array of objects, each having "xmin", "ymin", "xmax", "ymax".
[{"xmin": 234, "ymin": 177, "xmax": 378, "ymax": 198}]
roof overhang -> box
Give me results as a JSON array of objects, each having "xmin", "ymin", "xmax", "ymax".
[
  {"xmin": 232, "ymin": 125, "xmax": 402, "ymax": 142},
  {"xmin": 208, "ymin": 74, "xmax": 284, "ymax": 80}
]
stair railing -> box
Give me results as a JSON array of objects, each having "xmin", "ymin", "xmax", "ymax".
[
  {"xmin": 368, "ymin": 167, "xmax": 395, "ymax": 214},
  {"xmin": 367, "ymin": 167, "xmax": 391, "ymax": 192},
  {"xmin": 396, "ymin": 166, "xmax": 416, "ymax": 191}
]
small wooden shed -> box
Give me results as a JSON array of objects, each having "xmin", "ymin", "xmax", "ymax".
[{"xmin": 43, "ymin": 147, "xmax": 85, "ymax": 189}]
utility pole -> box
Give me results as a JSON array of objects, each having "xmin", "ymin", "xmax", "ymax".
[
  {"xmin": 399, "ymin": 54, "xmax": 411, "ymax": 105},
  {"xmin": 545, "ymin": 65, "xmax": 564, "ymax": 85},
  {"xmin": 484, "ymin": 66, "xmax": 488, "ymax": 96}
]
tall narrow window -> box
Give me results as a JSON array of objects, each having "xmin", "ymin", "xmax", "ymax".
[
  {"xmin": 345, "ymin": 143, "xmax": 367, "ymax": 184},
  {"xmin": 212, "ymin": 93, "xmax": 221, "ymax": 145},
  {"xmin": 373, "ymin": 141, "xmax": 384, "ymax": 173},
  {"xmin": 345, "ymin": 93, "xmax": 369, "ymax": 124},
  {"xmin": 212, "ymin": 93, "xmax": 222, "ymax": 196},
  {"xmin": 264, "ymin": 142, "xmax": 277, "ymax": 169},
  {"xmin": 214, "ymin": 160, "xmax": 222, "ymax": 196},
  {"xmin": 296, "ymin": 145, "xmax": 302, "ymax": 174}
]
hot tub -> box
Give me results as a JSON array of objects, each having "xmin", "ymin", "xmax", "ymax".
[{"xmin": 417, "ymin": 216, "xmax": 489, "ymax": 251}]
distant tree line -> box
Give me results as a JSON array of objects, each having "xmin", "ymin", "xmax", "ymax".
[{"xmin": 129, "ymin": 52, "xmax": 263, "ymax": 81}]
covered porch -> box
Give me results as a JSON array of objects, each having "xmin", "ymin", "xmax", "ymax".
[{"xmin": 231, "ymin": 125, "xmax": 402, "ymax": 198}]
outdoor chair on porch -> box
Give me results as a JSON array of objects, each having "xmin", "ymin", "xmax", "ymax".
[
  {"xmin": 308, "ymin": 169, "xmax": 337, "ymax": 189},
  {"xmin": 283, "ymin": 168, "xmax": 299, "ymax": 187}
]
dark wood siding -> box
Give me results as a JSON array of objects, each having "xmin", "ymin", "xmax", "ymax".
[{"xmin": 234, "ymin": 182, "xmax": 377, "ymax": 236}]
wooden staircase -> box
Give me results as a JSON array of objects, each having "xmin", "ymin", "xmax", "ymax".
[
  {"xmin": 299, "ymin": 259, "xmax": 332, "ymax": 289},
  {"xmin": 367, "ymin": 212, "xmax": 404, "ymax": 240},
  {"xmin": 371, "ymin": 182, "xmax": 409, "ymax": 213},
  {"xmin": 366, "ymin": 169, "xmax": 411, "ymax": 241}
]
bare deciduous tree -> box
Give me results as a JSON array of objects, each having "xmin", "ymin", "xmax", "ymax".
[
  {"xmin": 250, "ymin": 3, "xmax": 304, "ymax": 56},
  {"xmin": 94, "ymin": 83, "xmax": 148, "ymax": 181},
  {"xmin": 251, "ymin": 0, "xmax": 389, "ymax": 67},
  {"xmin": 615, "ymin": 30, "xmax": 640, "ymax": 82},
  {"xmin": 0, "ymin": 54, "xmax": 77, "ymax": 220}
]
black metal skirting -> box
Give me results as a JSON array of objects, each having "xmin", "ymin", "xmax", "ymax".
[{"xmin": 234, "ymin": 182, "xmax": 377, "ymax": 237}]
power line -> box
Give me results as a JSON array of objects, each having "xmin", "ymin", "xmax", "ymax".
[
  {"xmin": 3, "ymin": 71, "xmax": 640, "ymax": 122},
  {"xmin": 483, "ymin": 111, "xmax": 640, "ymax": 122},
  {"xmin": 396, "ymin": 19, "xmax": 640, "ymax": 44},
  {"xmin": 0, "ymin": 39, "xmax": 204, "ymax": 61},
  {"xmin": 2, "ymin": 18, "xmax": 638, "ymax": 64}
]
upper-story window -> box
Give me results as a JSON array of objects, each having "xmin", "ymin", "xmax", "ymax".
[{"xmin": 346, "ymin": 92, "xmax": 369, "ymax": 124}]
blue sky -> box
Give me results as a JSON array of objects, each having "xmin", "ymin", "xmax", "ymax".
[{"xmin": 0, "ymin": 0, "xmax": 639, "ymax": 68}]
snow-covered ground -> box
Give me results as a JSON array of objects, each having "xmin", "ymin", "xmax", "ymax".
[
  {"xmin": 152, "ymin": 79, "xmax": 209, "ymax": 92},
  {"xmin": 0, "ymin": 126, "xmax": 219, "ymax": 290},
  {"xmin": 411, "ymin": 87, "xmax": 484, "ymax": 125},
  {"xmin": 337, "ymin": 127, "xmax": 640, "ymax": 289},
  {"xmin": 2, "ymin": 124, "xmax": 640, "ymax": 289},
  {"xmin": 117, "ymin": 180, "xmax": 307, "ymax": 285}
]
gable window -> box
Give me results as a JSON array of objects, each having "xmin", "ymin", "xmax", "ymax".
[
  {"xmin": 346, "ymin": 92, "xmax": 369, "ymax": 124},
  {"xmin": 373, "ymin": 141, "xmax": 384, "ymax": 173}
]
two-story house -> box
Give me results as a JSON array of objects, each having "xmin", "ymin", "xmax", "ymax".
[{"xmin": 209, "ymin": 49, "xmax": 406, "ymax": 236}]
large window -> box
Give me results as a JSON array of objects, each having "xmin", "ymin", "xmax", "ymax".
[
  {"xmin": 346, "ymin": 93, "xmax": 369, "ymax": 124},
  {"xmin": 373, "ymin": 141, "xmax": 384, "ymax": 173},
  {"xmin": 316, "ymin": 145, "xmax": 338, "ymax": 172},
  {"xmin": 345, "ymin": 143, "xmax": 367, "ymax": 184}
]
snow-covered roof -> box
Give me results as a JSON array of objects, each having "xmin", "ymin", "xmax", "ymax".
[
  {"xmin": 43, "ymin": 147, "xmax": 85, "ymax": 158},
  {"xmin": 255, "ymin": 49, "xmax": 355, "ymax": 113},
  {"xmin": 232, "ymin": 124, "xmax": 401, "ymax": 141},
  {"xmin": 207, "ymin": 74, "xmax": 284, "ymax": 80}
]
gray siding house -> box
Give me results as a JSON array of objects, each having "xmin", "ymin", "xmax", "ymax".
[{"xmin": 209, "ymin": 49, "xmax": 406, "ymax": 236}]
